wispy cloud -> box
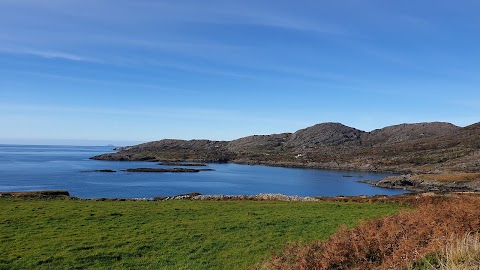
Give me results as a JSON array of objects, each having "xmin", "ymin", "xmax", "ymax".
[
  {"xmin": 125, "ymin": 1, "xmax": 348, "ymax": 35},
  {"xmin": 3, "ymin": 70, "xmax": 205, "ymax": 96},
  {"xmin": 0, "ymin": 0, "xmax": 348, "ymax": 75},
  {"xmin": 22, "ymin": 50, "xmax": 88, "ymax": 61},
  {"xmin": 217, "ymin": 4, "xmax": 347, "ymax": 35},
  {"xmin": 0, "ymin": 46, "xmax": 97, "ymax": 62}
]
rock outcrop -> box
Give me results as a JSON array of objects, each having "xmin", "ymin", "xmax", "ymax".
[{"xmin": 361, "ymin": 173, "xmax": 480, "ymax": 192}]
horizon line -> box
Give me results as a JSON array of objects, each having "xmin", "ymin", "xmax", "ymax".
[{"xmin": 0, "ymin": 120, "xmax": 477, "ymax": 147}]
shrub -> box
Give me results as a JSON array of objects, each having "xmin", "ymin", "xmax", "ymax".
[{"xmin": 266, "ymin": 195, "xmax": 480, "ymax": 270}]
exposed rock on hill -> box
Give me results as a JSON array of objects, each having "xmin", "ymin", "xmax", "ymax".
[
  {"xmin": 228, "ymin": 133, "xmax": 291, "ymax": 152},
  {"xmin": 286, "ymin": 123, "xmax": 364, "ymax": 147}
]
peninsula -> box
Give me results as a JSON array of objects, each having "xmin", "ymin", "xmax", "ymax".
[{"xmin": 91, "ymin": 121, "xmax": 480, "ymax": 192}]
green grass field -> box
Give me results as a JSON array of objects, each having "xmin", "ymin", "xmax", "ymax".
[{"xmin": 0, "ymin": 197, "xmax": 402, "ymax": 269}]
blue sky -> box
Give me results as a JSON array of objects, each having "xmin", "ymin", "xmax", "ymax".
[{"xmin": 1, "ymin": 0, "xmax": 479, "ymax": 145}]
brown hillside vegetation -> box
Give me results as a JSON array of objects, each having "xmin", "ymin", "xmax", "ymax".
[
  {"xmin": 417, "ymin": 173, "xmax": 480, "ymax": 182},
  {"xmin": 265, "ymin": 194, "xmax": 480, "ymax": 270}
]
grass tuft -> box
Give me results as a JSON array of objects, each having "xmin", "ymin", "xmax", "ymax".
[{"xmin": 439, "ymin": 232, "xmax": 480, "ymax": 270}]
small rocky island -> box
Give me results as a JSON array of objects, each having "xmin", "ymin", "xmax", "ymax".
[
  {"xmin": 123, "ymin": 168, "xmax": 214, "ymax": 173},
  {"xmin": 81, "ymin": 169, "xmax": 117, "ymax": 173}
]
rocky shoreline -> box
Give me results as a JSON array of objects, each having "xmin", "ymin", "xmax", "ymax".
[
  {"xmin": 157, "ymin": 193, "xmax": 320, "ymax": 201},
  {"xmin": 360, "ymin": 174, "xmax": 480, "ymax": 192},
  {"xmin": 3, "ymin": 190, "xmax": 478, "ymax": 204},
  {"xmin": 231, "ymin": 159, "xmax": 413, "ymax": 174},
  {"xmin": 0, "ymin": 190, "xmax": 70, "ymax": 197},
  {"xmin": 159, "ymin": 162, "xmax": 207, "ymax": 166},
  {"xmin": 0, "ymin": 190, "xmax": 402, "ymax": 202},
  {"xmin": 90, "ymin": 155, "xmax": 417, "ymax": 174}
]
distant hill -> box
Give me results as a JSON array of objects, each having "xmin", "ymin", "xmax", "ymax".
[
  {"xmin": 286, "ymin": 123, "xmax": 364, "ymax": 147},
  {"xmin": 362, "ymin": 122, "xmax": 460, "ymax": 146},
  {"xmin": 92, "ymin": 121, "xmax": 480, "ymax": 173}
]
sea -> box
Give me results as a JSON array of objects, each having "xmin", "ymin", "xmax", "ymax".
[{"xmin": 0, "ymin": 144, "xmax": 406, "ymax": 199}]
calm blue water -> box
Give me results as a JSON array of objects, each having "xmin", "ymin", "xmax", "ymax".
[{"xmin": 0, "ymin": 145, "xmax": 405, "ymax": 198}]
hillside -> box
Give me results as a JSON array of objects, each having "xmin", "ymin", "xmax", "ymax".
[
  {"xmin": 92, "ymin": 121, "xmax": 480, "ymax": 173},
  {"xmin": 361, "ymin": 122, "xmax": 460, "ymax": 146}
]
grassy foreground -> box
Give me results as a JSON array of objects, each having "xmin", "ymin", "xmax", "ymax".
[{"xmin": 0, "ymin": 197, "xmax": 402, "ymax": 269}]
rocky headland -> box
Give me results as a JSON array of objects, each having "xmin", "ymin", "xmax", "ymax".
[{"xmin": 91, "ymin": 121, "xmax": 480, "ymax": 192}]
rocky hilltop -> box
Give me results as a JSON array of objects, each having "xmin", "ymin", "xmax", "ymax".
[
  {"xmin": 92, "ymin": 121, "xmax": 480, "ymax": 174},
  {"xmin": 286, "ymin": 123, "xmax": 364, "ymax": 147},
  {"xmin": 361, "ymin": 122, "xmax": 460, "ymax": 146}
]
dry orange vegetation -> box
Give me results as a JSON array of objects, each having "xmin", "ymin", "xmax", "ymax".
[
  {"xmin": 265, "ymin": 194, "xmax": 480, "ymax": 270},
  {"xmin": 417, "ymin": 173, "xmax": 480, "ymax": 182},
  {"xmin": 438, "ymin": 232, "xmax": 480, "ymax": 269}
]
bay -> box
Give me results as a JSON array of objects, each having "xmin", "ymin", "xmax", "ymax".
[{"xmin": 0, "ymin": 145, "xmax": 405, "ymax": 198}]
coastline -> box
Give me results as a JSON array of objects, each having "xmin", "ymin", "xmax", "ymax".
[
  {"xmin": 90, "ymin": 154, "xmax": 416, "ymax": 174},
  {"xmin": 90, "ymin": 153, "xmax": 480, "ymax": 193},
  {"xmin": 230, "ymin": 159, "xmax": 413, "ymax": 174}
]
